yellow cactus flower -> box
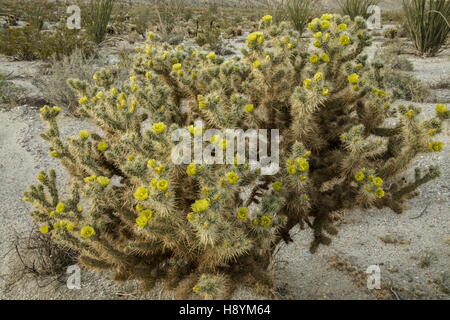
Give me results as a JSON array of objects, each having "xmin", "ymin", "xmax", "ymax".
[
  {"xmin": 429, "ymin": 141, "xmax": 444, "ymax": 152},
  {"xmin": 226, "ymin": 171, "xmax": 239, "ymax": 184},
  {"xmin": 320, "ymin": 20, "xmax": 330, "ymax": 29},
  {"xmin": 40, "ymin": 225, "xmax": 49, "ymax": 234},
  {"xmin": 321, "ymin": 53, "xmax": 330, "ymax": 62},
  {"xmin": 287, "ymin": 165, "xmax": 297, "ymax": 175},
  {"xmin": 134, "ymin": 186, "xmax": 149, "ymax": 201},
  {"xmin": 260, "ymin": 216, "xmax": 272, "ymax": 228},
  {"xmin": 84, "ymin": 175, "xmax": 96, "ymax": 183},
  {"xmin": 191, "ymin": 199, "xmax": 210, "ymax": 212},
  {"xmin": 206, "ymin": 52, "xmax": 216, "ymax": 60},
  {"xmin": 313, "ymin": 40, "xmax": 322, "ymax": 48},
  {"xmin": 244, "ymin": 104, "xmax": 254, "ymax": 113},
  {"xmin": 322, "ymin": 88, "xmax": 329, "ymax": 96},
  {"xmin": 339, "ymin": 34, "xmax": 351, "ymax": 46},
  {"xmin": 50, "ymin": 151, "xmax": 60, "ymax": 158},
  {"xmin": 66, "ymin": 222, "xmax": 75, "ymax": 231},
  {"xmin": 321, "ymin": 13, "xmax": 333, "ymax": 20},
  {"xmin": 97, "ymin": 141, "xmax": 108, "ymax": 152},
  {"xmin": 436, "ymin": 104, "xmax": 447, "ymax": 114},
  {"xmin": 79, "ymin": 130, "xmax": 90, "ymax": 139},
  {"xmin": 338, "ymin": 23, "xmax": 347, "ymax": 31},
  {"xmin": 296, "ymin": 157, "xmax": 309, "ymax": 171},
  {"xmin": 136, "ymin": 215, "xmax": 149, "ymax": 228},
  {"xmin": 272, "ymin": 181, "xmax": 283, "ymax": 191},
  {"xmin": 96, "ymin": 176, "xmax": 110, "ymax": 187},
  {"xmin": 186, "ymin": 163, "xmax": 197, "ymax": 176},
  {"xmin": 347, "ymin": 73, "xmax": 359, "ymax": 84},
  {"xmin": 262, "ymin": 15, "xmax": 272, "ymax": 23},
  {"xmin": 56, "ymin": 202, "xmax": 65, "ymax": 213},
  {"xmin": 375, "ymin": 188, "xmax": 385, "ymax": 198},
  {"xmin": 303, "ymin": 79, "xmax": 312, "ymax": 89},
  {"xmin": 152, "ymin": 122, "xmax": 167, "ymax": 134},
  {"xmin": 405, "ymin": 110, "xmax": 414, "ymax": 119},
  {"xmin": 80, "ymin": 226, "xmax": 95, "ymax": 238},
  {"xmin": 309, "ymin": 54, "xmax": 319, "ymax": 64},
  {"xmin": 79, "ymin": 96, "xmax": 88, "ymax": 104},
  {"xmin": 156, "ymin": 179, "xmax": 169, "ymax": 191},
  {"xmin": 354, "ymin": 170, "xmax": 365, "ymax": 181},
  {"xmin": 252, "ymin": 60, "xmax": 261, "ymax": 68},
  {"xmin": 313, "ymin": 32, "xmax": 322, "ymax": 39},
  {"xmin": 313, "ymin": 72, "xmax": 323, "ymax": 82},
  {"xmin": 154, "ymin": 165, "xmax": 165, "ymax": 175},
  {"xmin": 172, "ymin": 63, "xmax": 182, "ymax": 71},
  {"xmin": 110, "ymin": 87, "xmax": 118, "ymax": 97},
  {"xmin": 147, "ymin": 159, "xmax": 157, "ymax": 169},
  {"xmin": 77, "ymin": 205, "xmax": 83, "ymax": 213},
  {"xmin": 237, "ymin": 207, "xmax": 249, "ymax": 220},
  {"xmin": 372, "ymin": 177, "xmax": 383, "ymax": 187}
]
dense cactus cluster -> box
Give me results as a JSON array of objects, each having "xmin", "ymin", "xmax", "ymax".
[{"xmin": 22, "ymin": 14, "xmax": 448, "ymax": 299}]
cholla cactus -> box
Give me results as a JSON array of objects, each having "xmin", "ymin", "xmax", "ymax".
[{"xmin": 23, "ymin": 14, "xmax": 448, "ymax": 298}]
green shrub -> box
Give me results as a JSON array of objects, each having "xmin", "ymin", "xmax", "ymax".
[
  {"xmin": 23, "ymin": 14, "xmax": 448, "ymax": 299},
  {"xmin": 338, "ymin": 0, "xmax": 379, "ymax": 19},
  {"xmin": 403, "ymin": 0, "xmax": 450, "ymax": 56},
  {"xmin": 0, "ymin": 73, "xmax": 22, "ymax": 105},
  {"xmin": 281, "ymin": 0, "xmax": 315, "ymax": 33},
  {"xmin": 85, "ymin": 0, "xmax": 115, "ymax": 44},
  {"xmin": 375, "ymin": 42, "xmax": 414, "ymax": 71},
  {"xmin": 382, "ymin": 70, "xmax": 431, "ymax": 102},
  {"xmin": 0, "ymin": 25, "xmax": 94, "ymax": 61}
]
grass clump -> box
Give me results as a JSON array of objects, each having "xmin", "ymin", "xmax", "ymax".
[
  {"xmin": 280, "ymin": 0, "xmax": 316, "ymax": 34},
  {"xmin": 403, "ymin": 0, "xmax": 450, "ymax": 56},
  {"xmin": 338, "ymin": 0, "xmax": 379, "ymax": 19},
  {"xmin": 85, "ymin": 0, "xmax": 116, "ymax": 44},
  {"xmin": 0, "ymin": 73, "xmax": 22, "ymax": 106}
]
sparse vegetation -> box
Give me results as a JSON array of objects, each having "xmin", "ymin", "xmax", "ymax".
[
  {"xmin": 0, "ymin": 25, "xmax": 94, "ymax": 61},
  {"xmin": 403, "ymin": 0, "xmax": 450, "ymax": 56},
  {"xmin": 281, "ymin": 0, "xmax": 316, "ymax": 34},
  {"xmin": 85, "ymin": 0, "xmax": 116, "ymax": 44},
  {"xmin": 338, "ymin": 0, "xmax": 380, "ymax": 19}
]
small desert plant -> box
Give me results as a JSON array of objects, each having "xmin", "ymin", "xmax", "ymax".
[
  {"xmin": 23, "ymin": 14, "xmax": 449, "ymax": 299},
  {"xmin": 384, "ymin": 27, "xmax": 399, "ymax": 39},
  {"xmin": 382, "ymin": 70, "xmax": 431, "ymax": 101},
  {"xmin": 37, "ymin": 48, "xmax": 132, "ymax": 114},
  {"xmin": 0, "ymin": 25, "xmax": 94, "ymax": 61},
  {"xmin": 36, "ymin": 50, "xmax": 103, "ymax": 114},
  {"xmin": 403, "ymin": 0, "xmax": 450, "ymax": 56},
  {"xmin": 85, "ymin": 0, "xmax": 115, "ymax": 44},
  {"xmin": 375, "ymin": 42, "xmax": 414, "ymax": 71},
  {"xmin": 4, "ymin": 227, "xmax": 77, "ymax": 290},
  {"xmin": 0, "ymin": 72, "xmax": 21, "ymax": 105},
  {"xmin": 281, "ymin": 0, "xmax": 315, "ymax": 34},
  {"xmin": 338, "ymin": 0, "xmax": 379, "ymax": 19}
]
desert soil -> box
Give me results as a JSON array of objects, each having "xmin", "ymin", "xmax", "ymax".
[{"xmin": 0, "ymin": 29, "xmax": 449, "ymax": 300}]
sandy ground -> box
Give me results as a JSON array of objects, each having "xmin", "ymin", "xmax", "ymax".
[{"xmin": 0, "ymin": 32, "xmax": 449, "ymax": 300}]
